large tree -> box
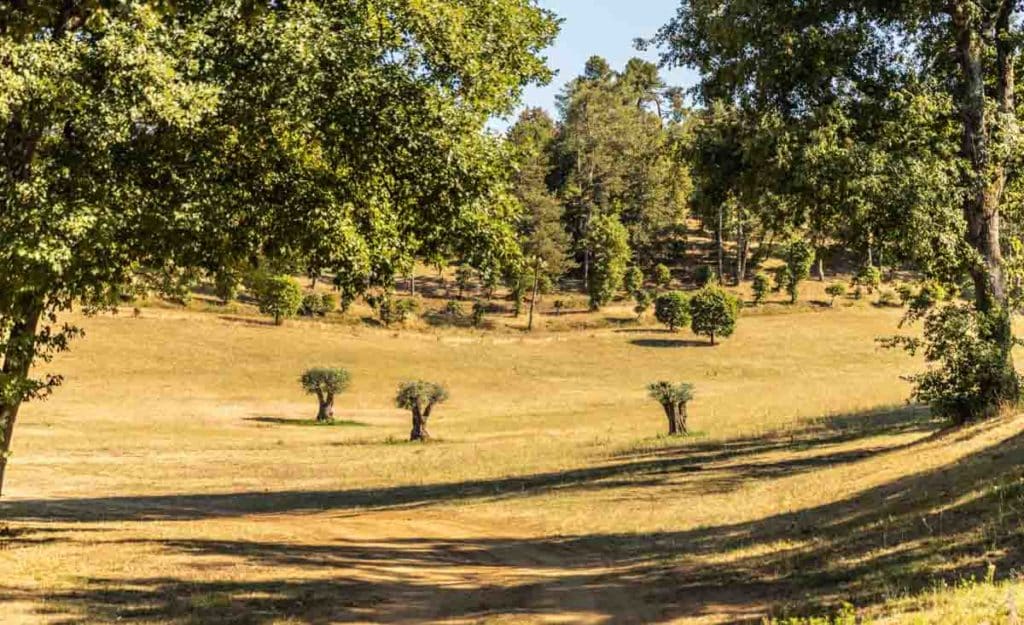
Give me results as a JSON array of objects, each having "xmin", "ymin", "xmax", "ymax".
[
  {"xmin": 650, "ymin": 0, "xmax": 1024, "ymax": 421},
  {"xmin": 0, "ymin": 0, "xmax": 558, "ymax": 495}
]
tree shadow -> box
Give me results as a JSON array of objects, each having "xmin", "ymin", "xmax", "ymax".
[
  {"xmin": 243, "ymin": 417, "xmax": 370, "ymax": 428},
  {"xmin": 630, "ymin": 338, "xmax": 713, "ymax": 348}
]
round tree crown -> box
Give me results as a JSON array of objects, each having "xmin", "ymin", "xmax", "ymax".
[{"xmin": 300, "ymin": 368, "xmax": 351, "ymax": 395}]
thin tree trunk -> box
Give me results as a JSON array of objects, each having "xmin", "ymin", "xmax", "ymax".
[
  {"xmin": 528, "ymin": 260, "xmax": 540, "ymax": 331},
  {"xmin": 817, "ymin": 256, "xmax": 825, "ymax": 282},
  {"xmin": 677, "ymin": 402, "xmax": 689, "ymax": 434},
  {"xmin": 0, "ymin": 296, "xmax": 44, "ymax": 497},
  {"xmin": 716, "ymin": 204, "xmax": 725, "ymax": 281}
]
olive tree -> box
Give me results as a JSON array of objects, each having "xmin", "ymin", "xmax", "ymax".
[
  {"xmin": 826, "ymin": 283, "xmax": 847, "ymax": 307},
  {"xmin": 655, "ymin": 291, "xmax": 690, "ymax": 332},
  {"xmin": 689, "ymin": 286, "xmax": 740, "ymax": 345},
  {"xmin": 396, "ymin": 380, "xmax": 450, "ymax": 441},
  {"xmin": 300, "ymin": 368, "xmax": 351, "ymax": 423},
  {"xmin": 647, "ymin": 381, "xmax": 695, "ymax": 435},
  {"xmin": 0, "ymin": 0, "xmax": 558, "ymax": 496}
]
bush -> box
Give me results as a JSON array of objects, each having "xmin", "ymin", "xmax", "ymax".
[
  {"xmin": 300, "ymin": 367, "xmax": 351, "ymax": 423},
  {"xmin": 655, "ymin": 291, "xmax": 690, "ymax": 332},
  {"xmin": 213, "ymin": 271, "xmax": 240, "ymax": 304},
  {"xmin": 444, "ymin": 300, "xmax": 464, "ymax": 320},
  {"xmin": 752, "ymin": 272, "xmax": 771, "ymax": 305},
  {"xmin": 454, "ymin": 265, "xmax": 474, "ymax": 299},
  {"xmin": 695, "ymin": 265, "xmax": 718, "ymax": 287},
  {"xmin": 785, "ymin": 240, "xmax": 815, "ymax": 303},
  {"xmin": 689, "ymin": 286, "xmax": 740, "ymax": 345},
  {"xmin": 471, "ymin": 299, "xmax": 487, "ymax": 327},
  {"xmin": 877, "ymin": 288, "xmax": 899, "ymax": 307},
  {"xmin": 896, "ymin": 283, "xmax": 914, "ymax": 306},
  {"xmin": 300, "ymin": 292, "xmax": 334, "ymax": 317},
  {"xmin": 825, "ymin": 283, "xmax": 847, "ymax": 307},
  {"xmin": 654, "ymin": 263, "xmax": 672, "ymax": 290},
  {"xmin": 624, "ymin": 266, "xmax": 644, "ymax": 295},
  {"xmin": 254, "ymin": 275, "xmax": 303, "ymax": 325},
  {"xmin": 771, "ymin": 266, "xmax": 791, "ymax": 293},
  {"xmin": 395, "ymin": 380, "xmax": 449, "ymax": 441},
  {"xmin": 633, "ymin": 289, "xmax": 653, "ymax": 320},
  {"xmin": 647, "ymin": 381, "xmax": 694, "ymax": 435},
  {"xmin": 367, "ymin": 293, "xmax": 418, "ymax": 326},
  {"xmin": 855, "ymin": 266, "xmax": 882, "ymax": 294}
]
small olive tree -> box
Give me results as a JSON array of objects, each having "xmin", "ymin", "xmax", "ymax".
[
  {"xmin": 689, "ymin": 286, "xmax": 740, "ymax": 345},
  {"xmin": 825, "ymin": 283, "xmax": 847, "ymax": 307},
  {"xmin": 255, "ymin": 276, "xmax": 303, "ymax": 325},
  {"xmin": 300, "ymin": 367, "xmax": 351, "ymax": 423},
  {"xmin": 647, "ymin": 381, "xmax": 695, "ymax": 435},
  {"xmin": 655, "ymin": 291, "xmax": 690, "ymax": 332},
  {"xmin": 396, "ymin": 380, "xmax": 450, "ymax": 441}
]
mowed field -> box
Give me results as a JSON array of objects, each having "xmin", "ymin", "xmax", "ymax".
[{"xmin": 3, "ymin": 292, "xmax": 1024, "ymax": 624}]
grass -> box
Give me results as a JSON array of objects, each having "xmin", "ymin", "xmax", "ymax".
[{"xmin": 1, "ymin": 285, "xmax": 1023, "ymax": 624}]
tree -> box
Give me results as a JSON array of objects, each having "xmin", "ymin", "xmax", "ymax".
[
  {"xmin": 255, "ymin": 277, "xmax": 303, "ymax": 326},
  {"xmin": 396, "ymin": 380, "xmax": 450, "ymax": 441},
  {"xmin": 655, "ymin": 291, "xmax": 690, "ymax": 332},
  {"xmin": 654, "ymin": 264, "xmax": 672, "ymax": 291},
  {"xmin": 0, "ymin": 0, "xmax": 558, "ymax": 495},
  {"xmin": 586, "ymin": 215, "xmax": 631, "ymax": 310},
  {"xmin": 508, "ymin": 108, "xmax": 574, "ymax": 331},
  {"xmin": 300, "ymin": 368, "xmax": 351, "ymax": 423},
  {"xmin": 634, "ymin": 290, "xmax": 654, "ymax": 321},
  {"xmin": 650, "ymin": 0, "xmax": 1024, "ymax": 419},
  {"xmin": 785, "ymin": 241, "xmax": 815, "ymax": 304},
  {"xmin": 689, "ymin": 286, "xmax": 740, "ymax": 345},
  {"xmin": 752, "ymin": 273, "xmax": 771, "ymax": 305},
  {"xmin": 624, "ymin": 266, "xmax": 645, "ymax": 296},
  {"xmin": 647, "ymin": 381, "xmax": 695, "ymax": 435},
  {"xmin": 826, "ymin": 283, "xmax": 848, "ymax": 307},
  {"xmin": 855, "ymin": 266, "xmax": 882, "ymax": 295}
]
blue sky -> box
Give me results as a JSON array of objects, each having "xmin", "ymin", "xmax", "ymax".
[{"xmin": 493, "ymin": 0, "xmax": 697, "ymax": 129}]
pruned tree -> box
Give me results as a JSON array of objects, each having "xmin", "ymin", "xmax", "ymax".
[
  {"xmin": 655, "ymin": 291, "xmax": 690, "ymax": 332},
  {"xmin": 689, "ymin": 286, "xmax": 740, "ymax": 345},
  {"xmin": 255, "ymin": 276, "xmax": 303, "ymax": 326},
  {"xmin": 300, "ymin": 368, "xmax": 351, "ymax": 423},
  {"xmin": 396, "ymin": 380, "xmax": 450, "ymax": 442},
  {"xmin": 647, "ymin": 381, "xmax": 695, "ymax": 435}
]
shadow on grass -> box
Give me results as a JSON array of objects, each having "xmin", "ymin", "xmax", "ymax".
[
  {"xmin": 630, "ymin": 338, "xmax": 713, "ymax": 348},
  {"xmin": 8, "ymin": 407, "xmax": 1024, "ymax": 623},
  {"xmin": 244, "ymin": 417, "xmax": 370, "ymax": 428}
]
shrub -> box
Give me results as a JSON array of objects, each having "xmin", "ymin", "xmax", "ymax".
[
  {"xmin": 655, "ymin": 291, "xmax": 690, "ymax": 332},
  {"xmin": 896, "ymin": 283, "xmax": 914, "ymax": 306},
  {"xmin": 455, "ymin": 265, "xmax": 474, "ymax": 299},
  {"xmin": 300, "ymin": 367, "xmax": 351, "ymax": 423},
  {"xmin": 395, "ymin": 380, "xmax": 449, "ymax": 441},
  {"xmin": 254, "ymin": 275, "xmax": 303, "ymax": 325},
  {"xmin": 695, "ymin": 265, "xmax": 718, "ymax": 287},
  {"xmin": 633, "ymin": 289, "xmax": 653, "ymax": 320},
  {"xmin": 213, "ymin": 271, "xmax": 240, "ymax": 304},
  {"xmin": 444, "ymin": 300, "xmax": 464, "ymax": 320},
  {"xmin": 825, "ymin": 283, "xmax": 847, "ymax": 307},
  {"xmin": 785, "ymin": 240, "xmax": 815, "ymax": 303},
  {"xmin": 689, "ymin": 286, "xmax": 740, "ymax": 345},
  {"xmin": 911, "ymin": 281, "xmax": 949, "ymax": 311},
  {"xmin": 771, "ymin": 266, "xmax": 791, "ymax": 293},
  {"xmin": 553, "ymin": 300, "xmax": 566, "ymax": 316},
  {"xmin": 654, "ymin": 263, "xmax": 672, "ymax": 290},
  {"xmin": 877, "ymin": 288, "xmax": 899, "ymax": 307},
  {"xmin": 623, "ymin": 266, "xmax": 644, "ymax": 295},
  {"xmin": 752, "ymin": 272, "xmax": 771, "ymax": 305},
  {"xmin": 855, "ymin": 266, "xmax": 882, "ymax": 294},
  {"xmin": 647, "ymin": 381, "xmax": 695, "ymax": 435},
  {"xmin": 366, "ymin": 294, "xmax": 418, "ymax": 326},
  {"xmin": 471, "ymin": 299, "xmax": 487, "ymax": 327},
  {"xmin": 300, "ymin": 292, "xmax": 333, "ymax": 317}
]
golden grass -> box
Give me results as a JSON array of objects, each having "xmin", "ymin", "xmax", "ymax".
[{"xmin": 1, "ymin": 288, "xmax": 1022, "ymax": 624}]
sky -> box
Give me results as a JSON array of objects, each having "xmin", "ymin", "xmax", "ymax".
[{"xmin": 492, "ymin": 0, "xmax": 697, "ymax": 130}]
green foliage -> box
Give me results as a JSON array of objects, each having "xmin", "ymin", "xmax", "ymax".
[
  {"xmin": 214, "ymin": 271, "xmax": 240, "ymax": 305},
  {"xmin": 855, "ymin": 266, "xmax": 883, "ymax": 294},
  {"xmin": 825, "ymin": 283, "xmax": 847, "ymax": 306},
  {"xmin": 751, "ymin": 272, "xmax": 771, "ymax": 305},
  {"xmin": 586, "ymin": 215, "xmax": 631, "ymax": 310},
  {"xmin": 254, "ymin": 276, "xmax": 303, "ymax": 326},
  {"xmin": 655, "ymin": 291, "xmax": 690, "ymax": 332},
  {"xmin": 689, "ymin": 286, "xmax": 740, "ymax": 345},
  {"xmin": 884, "ymin": 305, "xmax": 1021, "ymax": 425},
  {"xmin": 300, "ymin": 368, "xmax": 351, "ymax": 397},
  {"xmin": 654, "ymin": 264, "xmax": 672, "ymax": 290},
  {"xmin": 772, "ymin": 266, "xmax": 791, "ymax": 293},
  {"xmin": 785, "ymin": 241, "xmax": 815, "ymax": 304},
  {"xmin": 444, "ymin": 300, "xmax": 464, "ymax": 320},
  {"xmin": 695, "ymin": 265, "xmax": 718, "ymax": 287},
  {"xmin": 367, "ymin": 293, "xmax": 418, "ymax": 327},
  {"xmin": 300, "ymin": 293, "xmax": 334, "ymax": 317},
  {"xmin": 896, "ymin": 283, "xmax": 914, "ymax": 306},
  {"xmin": 395, "ymin": 381, "xmax": 450, "ymax": 412},
  {"xmin": 624, "ymin": 266, "xmax": 645, "ymax": 296},
  {"xmin": 877, "ymin": 288, "xmax": 899, "ymax": 308},
  {"xmin": 633, "ymin": 289, "xmax": 654, "ymax": 320},
  {"xmin": 471, "ymin": 300, "xmax": 487, "ymax": 327},
  {"xmin": 647, "ymin": 381, "xmax": 694, "ymax": 405},
  {"xmin": 455, "ymin": 266, "xmax": 475, "ymax": 299}
]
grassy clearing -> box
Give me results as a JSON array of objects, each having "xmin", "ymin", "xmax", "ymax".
[{"xmin": 1, "ymin": 292, "xmax": 1022, "ymax": 624}]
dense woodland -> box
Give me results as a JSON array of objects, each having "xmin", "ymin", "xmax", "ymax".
[{"xmin": 4, "ymin": 0, "xmax": 1024, "ymax": 498}]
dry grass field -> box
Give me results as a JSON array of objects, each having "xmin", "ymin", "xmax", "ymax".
[{"xmin": 3, "ymin": 284, "xmax": 1024, "ymax": 624}]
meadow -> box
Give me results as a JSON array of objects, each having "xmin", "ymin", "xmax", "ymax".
[{"xmin": 2, "ymin": 283, "xmax": 1024, "ymax": 624}]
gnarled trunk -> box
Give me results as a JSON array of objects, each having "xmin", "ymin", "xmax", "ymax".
[
  {"xmin": 316, "ymin": 392, "xmax": 334, "ymax": 423},
  {"xmin": 661, "ymin": 402, "xmax": 684, "ymax": 436},
  {"xmin": 676, "ymin": 401, "xmax": 689, "ymax": 434},
  {"xmin": 410, "ymin": 402, "xmax": 432, "ymax": 441}
]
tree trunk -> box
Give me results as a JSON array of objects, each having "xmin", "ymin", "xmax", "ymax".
[
  {"xmin": 410, "ymin": 406, "xmax": 429, "ymax": 441},
  {"xmin": 316, "ymin": 393, "xmax": 334, "ymax": 423},
  {"xmin": 662, "ymin": 403, "xmax": 682, "ymax": 436},
  {"xmin": 677, "ymin": 401, "xmax": 689, "ymax": 434},
  {"xmin": 0, "ymin": 297, "xmax": 44, "ymax": 498},
  {"xmin": 949, "ymin": 0, "xmax": 1020, "ymax": 415},
  {"xmin": 709, "ymin": 331, "xmax": 716, "ymax": 346},
  {"xmin": 817, "ymin": 256, "xmax": 825, "ymax": 282},
  {"xmin": 716, "ymin": 204, "xmax": 725, "ymax": 281},
  {"xmin": 527, "ymin": 260, "xmax": 540, "ymax": 331}
]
